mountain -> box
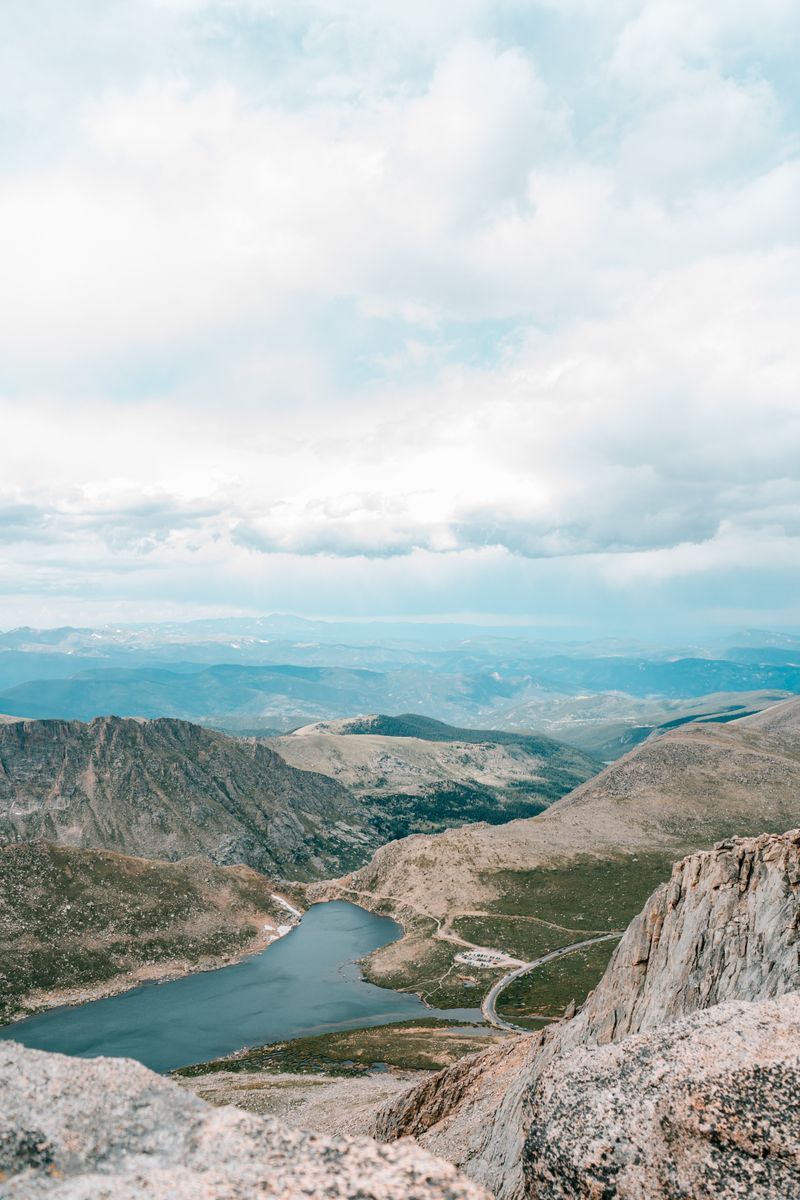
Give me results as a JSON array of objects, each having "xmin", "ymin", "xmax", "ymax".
[
  {"xmin": 0, "ymin": 842, "xmax": 303, "ymax": 1024},
  {"xmin": 0, "ymin": 662, "xmax": 525, "ymax": 728},
  {"xmin": 295, "ymin": 713, "xmax": 586, "ymax": 745},
  {"xmin": 2, "ymin": 625, "xmax": 800, "ymax": 734},
  {"xmin": 0, "ymin": 712, "xmax": 601, "ymax": 879},
  {"xmin": 0, "ymin": 716, "xmax": 376, "ymax": 879},
  {"xmin": 311, "ymin": 699, "xmax": 800, "ymax": 1011},
  {"xmin": 372, "ymin": 829, "xmax": 800, "ymax": 1199},
  {"xmin": 5, "ymin": 832, "xmax": 797, "ymax": 1200},
  {"xmin": 269, "ymin": 715, "xmax": 597, "ymax": 831},
  {"xmin": 0, "ymin": 664, "xmax": 394, "ymax": 724},
  {"xmin": 489, "ymin": 688, "xmax": 792, "ymax": 760}
]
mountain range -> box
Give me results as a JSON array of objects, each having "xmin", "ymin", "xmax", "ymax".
[
  {"xmin": 2, "ymin": 619, "xmax": 799, "ymax": 753},
  {"xmin": 0, "ymin": 716, "xmax": 369, "ymax": 880},
  {"xmin": 0, "ymin": 713, "xmax": 595, "ymax": 888}
]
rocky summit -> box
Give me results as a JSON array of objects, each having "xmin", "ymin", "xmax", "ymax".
[
  {"xmin": 373, "ymin": 829, "xmax": 800, "ymax": 1199},
  {"xmin": 0, "ymin": 1040, "xmax": 488, "ymax": 1200}
]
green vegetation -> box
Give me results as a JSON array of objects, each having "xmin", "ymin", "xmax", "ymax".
[
  {"xmin": 487, "ymin": 853, "xmax": 677, "ymax": 929},
  {"xmin": 361, "ymin": 854, "xmax": 676, "ymax": 1020},
  {"xmin": 0, "ymin": 842, "xmax": 291, "ymax": 1023},
  {"xmin": 453, "ymin": 915, "xmax": 577, "ymax": 962},
  {"xmin": 174, "ymin": 1018, "xmax": 504, "ymax": 1078},
  {"xmin": 497, "ymin": 940, "xmax": 619, "ymax": 1022},
  {"xmin": 368, "ymin": 784, "xmax": 548, "ymax": 841},
  {"xmin": 360, "ymin": 919, "xmax": 500, "ymax": 1008}
]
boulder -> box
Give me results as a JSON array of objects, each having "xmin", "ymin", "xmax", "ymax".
[
  {"xmin": 525, "ymin": 994, "xmax": 800, "ymax": 1199},
  {"xmin": 0, "ymin": 1040, "xmax": 489, "ymax": 1199}
]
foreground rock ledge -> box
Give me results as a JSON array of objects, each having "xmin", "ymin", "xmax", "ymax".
[
  {"xmin": 525, "ymin": 994, "xmax": 800, "ymax": 1200},
  {"xmin": 0, "ymin": 1042, "xmax": 489, "ymax": 1200}
]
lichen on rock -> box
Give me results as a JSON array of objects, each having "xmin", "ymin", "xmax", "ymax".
[{"xmin": 0, "ymin": 1040, "xmax": 489, "ymax": 1199}]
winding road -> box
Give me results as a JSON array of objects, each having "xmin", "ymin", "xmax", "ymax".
[{"xmin": 481, "ymin": 932, "xmax": 623, "ymax": 1032}]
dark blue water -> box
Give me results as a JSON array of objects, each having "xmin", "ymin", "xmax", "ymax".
[{"xmin": 0, "ymin": 901, "xmax": 481, "ymax": 1072}]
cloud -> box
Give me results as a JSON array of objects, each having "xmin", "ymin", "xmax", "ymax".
[{"xmin": 0, "ymin": 0, "xmax": 798, "ymax": 632}]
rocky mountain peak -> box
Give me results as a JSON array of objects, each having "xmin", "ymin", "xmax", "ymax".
[{"xmin": 373, "ymin": 829, "xmax": 800, "ymax": 1199}]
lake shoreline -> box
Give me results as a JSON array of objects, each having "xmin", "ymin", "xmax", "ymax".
[
  {"xmin": 0, "ymin": 901, "xmax": 483, "ymax": 1072},
  {"xmin": 1, "ymin": 918, "xmax": 287, "ymax": 1028}
]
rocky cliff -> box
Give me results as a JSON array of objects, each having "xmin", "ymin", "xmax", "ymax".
[
  {"xmin": 0, "ymin": 716, "xmax": 372, "ymax": 879},
  {"xmin": 374, "ymin": 829, "xmax": 800, "ymax": 1199},
  {"xmin": 0, "ymin": 1040, "xmax": 489, "ymax": 1199}
]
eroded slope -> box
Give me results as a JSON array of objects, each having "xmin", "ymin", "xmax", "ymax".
[{"xmin": 0, "ymin": 716, "xmax": 372, "ymax": 879}]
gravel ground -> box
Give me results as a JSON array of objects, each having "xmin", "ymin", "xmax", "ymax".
[{"xmin": 178, "ymin": 1068, "xmax": 428, "ymax": 1137}]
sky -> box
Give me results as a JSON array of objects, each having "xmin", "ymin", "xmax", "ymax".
[{"xmin": 1, "ymin": 0, "xmax": 799, "ymax": 637}]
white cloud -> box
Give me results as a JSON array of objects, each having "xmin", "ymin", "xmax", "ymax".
[{"xmin": 0, "ymin": 0, "xmax": 798, "ymax": 630}]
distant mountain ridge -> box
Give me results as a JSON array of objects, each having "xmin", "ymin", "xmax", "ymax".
[
  {"xmin": 0, "ymin": 716, "xmax": 371, "ymax": 880},
  {"xmin": 298, "ymin": 713, "xmax": 571, "ymax": 752},
  {"xmin": 271, "ymin": 714, "xmax": 597, "ymax": 831},
  {"xmin": 2, "ymin": 630, "xmax": 800, "ymax": 734}
]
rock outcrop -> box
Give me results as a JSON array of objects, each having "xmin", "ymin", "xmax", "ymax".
[
  {"xmin": 374, "ymin": 830, "xmax": 800, "ymax": 1199},
  {"xmin": 563, "ymin": 827, "xmax": 800, "ymax": 1047},
  {"xmin": 524, "ymin": 994, "xmax": 800, "ymax": 1199},
  {"xmin": 0, "ymin": 1040, "xmax": 489, "ymax": 1199}
]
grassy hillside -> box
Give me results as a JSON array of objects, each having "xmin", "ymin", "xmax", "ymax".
[
  {"xmin": 176, "ymin": 1019, "xmax": 505, "ymax": 1079},
  {"xmin": 0, "ymin": 842, "xmax": 302, "ymax": 1024},
  {"xmin": 311, "ymin": 700, "xmax": 800, "ymax": 1020},
  {"xmin": 272, "ymin": 716, "xmax": 598, "ymax": 836}
]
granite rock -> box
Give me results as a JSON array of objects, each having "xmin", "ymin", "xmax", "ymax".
[
  {"xmin": 525, "ymin": 994, "xmax": 800, "ymax": 1199},
  {"xmin": 0, "ymin": 1040, "xmax": 489, "ymax": 1199},
  {"xmin": 374, "ymin": 830, "xmax": 800, "ymax": 1199}
]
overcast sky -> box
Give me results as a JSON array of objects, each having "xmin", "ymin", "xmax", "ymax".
[{"xmin": 1, "ymin": 0, "xmax": 798, "ymax": 636}]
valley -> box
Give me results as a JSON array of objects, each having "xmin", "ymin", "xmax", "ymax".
[
  {"xmin": 2, "ymin": 628, "xmax": 800, "ymax": 1200},
  {"xmin": 311, "ymin": 699, "xmax": 800, "ymax": 1022}
]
